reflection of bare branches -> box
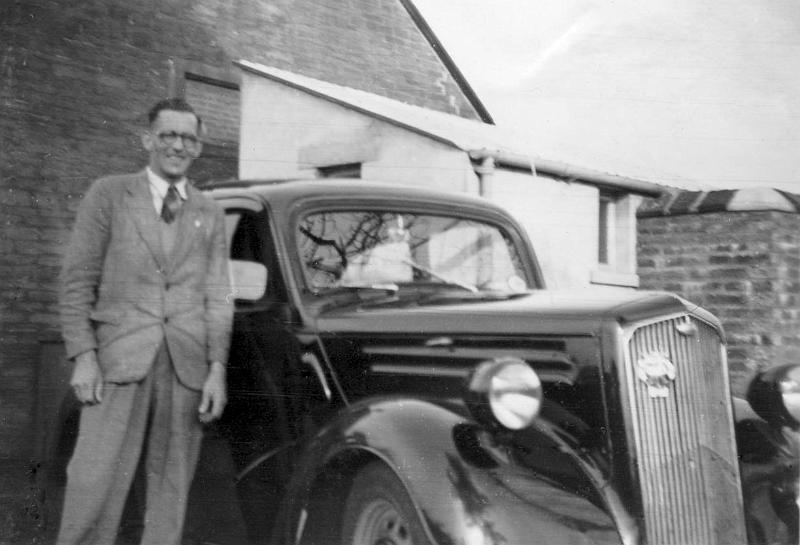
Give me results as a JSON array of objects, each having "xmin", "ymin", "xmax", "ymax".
[
  {"xmin": 346, "ymin": 212, "xmax": 383, "ymax": 258},
  {"xmin": 344, "ymin": 213, "xmax": 375, "ymax": 251},
  {"xmin": 300, "ymin": 213, "xmax": 388, "ymax": 285},
  {"xmin": 299, "ymin": 226, "xmax": 347, "ymax": 270}
]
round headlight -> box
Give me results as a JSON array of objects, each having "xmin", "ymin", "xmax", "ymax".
[
  {"xmin": 747, "ymin": 363, "xmax": 800, "ymax": 430},
  {"xmin": 467, "ymin": 358, "xmax": 543, "ymax": 430}
]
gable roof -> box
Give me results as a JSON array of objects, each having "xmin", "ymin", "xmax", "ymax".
[
  {"xmin": 397, "ymin": 0, "xmax": 494, "ymax": 124},
  {"xmin": 237, "ymin": 60, "xmax": 664, "ymax": 198}
]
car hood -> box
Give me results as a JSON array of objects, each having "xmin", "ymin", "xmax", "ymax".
[{"xmin": 315, "ymin": 288, "xmax": 721, "ymax": 338}]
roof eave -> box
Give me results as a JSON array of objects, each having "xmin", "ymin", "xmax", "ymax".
[{"xmin": 469, "ymin": 149, "xmax": 665, "ymax": 198}]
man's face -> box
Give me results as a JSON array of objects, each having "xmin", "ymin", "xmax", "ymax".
[{"xmin": 142, "ymin": 109, "xmax": 202, "ymax": 181}]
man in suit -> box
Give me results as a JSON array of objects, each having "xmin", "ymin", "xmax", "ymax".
[{"xmin": 57, "ymin": 98, "xmax": 233, "ymax": 545}]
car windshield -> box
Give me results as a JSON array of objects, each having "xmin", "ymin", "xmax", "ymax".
[{"xmin": 297, "ymin": 210, "xmax": 530, "ymax": 294}]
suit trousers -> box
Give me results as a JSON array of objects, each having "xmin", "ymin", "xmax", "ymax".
[{"xmin": 56, "ymin": 343, "xmax": 203, "ymax": 545}]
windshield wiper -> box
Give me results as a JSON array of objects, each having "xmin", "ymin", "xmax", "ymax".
[
  {"xmin": 400, "ymin": 258, "xmax": 478, "ymax": 293},
  {"xmin": 313, "ymin": 282, "xmax": 399, "ymax": 297},
  {"xmin": 338, "ymin": 282, "xmax": 399, "ymax": 292}
]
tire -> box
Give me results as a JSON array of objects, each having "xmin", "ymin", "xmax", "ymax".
[{"xmin": 342, "ymin": 462, "xmax": 431, "ymax": 545}]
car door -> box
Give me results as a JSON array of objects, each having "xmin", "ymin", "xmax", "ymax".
[{"xmin": 219, "ymin": 200, "xmax": 340, "ymax": 539}]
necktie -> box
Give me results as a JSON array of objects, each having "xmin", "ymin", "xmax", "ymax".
[{"xmin": 161, "ymin": 185, "xmax": 180, "ymax": 224}]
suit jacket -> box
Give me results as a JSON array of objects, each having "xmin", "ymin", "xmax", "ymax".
[{"xmin": 59, "ymin": 170, "xmax": 233, "ymax": 390}]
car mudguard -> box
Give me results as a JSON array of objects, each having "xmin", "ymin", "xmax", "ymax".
[{"xmin": 279, "ymin": 397, "xmax": 625, "ymax": 545}]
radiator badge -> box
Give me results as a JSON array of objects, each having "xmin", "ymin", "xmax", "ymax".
[
  {"xmin": 636, "ymin": 351, "xmax": 676, "ymax": 398},
  {"xmin": 676, "ymin": 316, "xmax": 698, "ymax": 337}
]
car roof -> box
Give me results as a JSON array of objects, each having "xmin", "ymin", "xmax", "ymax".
[{"xmin": 202, "ymin": 178, "xmax": 512, "ymax": 215}]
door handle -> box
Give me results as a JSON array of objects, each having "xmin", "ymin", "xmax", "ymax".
[{"xmin": 301, "ymin": 352, "xmax": 332, "ymax": 400}]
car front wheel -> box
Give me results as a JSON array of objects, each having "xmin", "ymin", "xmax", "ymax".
[{"xmin": 342, "ymin": 462, "xmax": 431, "ymax": 545}]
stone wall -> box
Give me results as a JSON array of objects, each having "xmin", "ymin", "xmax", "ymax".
[
  {"xmin": 637, "ymin": 189, "xmax": 800, "ymax": 395},
  {"xmin": 0, "ymin": 0, "xmax": 481, "ymax": 536}
]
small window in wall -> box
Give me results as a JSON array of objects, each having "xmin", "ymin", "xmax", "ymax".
[
  {"xmin": 317, "ymin": 163, "xmax": 362, "ymax": 179},
  {"xmin": 598, "ymin": 195, "xmax": 614, "ymax": 265},
  {"xmin": 591, "ymin": 192, "xmax": 640, "ymax": 288}
]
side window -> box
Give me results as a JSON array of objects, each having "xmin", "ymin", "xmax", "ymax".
[
  {"xmin": 226, "ymin": 209, "xmax": 286, "ymax": 304},
  {"xmin": 230, "ymin": 211, "xmax": 265, "ymax": 263}
]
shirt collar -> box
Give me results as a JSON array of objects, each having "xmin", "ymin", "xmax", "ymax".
[{"xmin": 146, "ymin": 167, "xmax": 188, "ymax": 200}]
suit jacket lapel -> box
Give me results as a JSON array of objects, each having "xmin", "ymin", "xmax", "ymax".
[
  {"xmin": 125, "ymin": 171, "xmax": 168, "ymax": 272},
  {"xmin": 167, "ymin": 183, "xmax": 205, "ymax": 272}
]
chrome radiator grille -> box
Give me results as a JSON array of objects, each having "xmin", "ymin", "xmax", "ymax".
[{"xmin": 623, "ymin": 315, "xmax": 746, "ymax": 545}]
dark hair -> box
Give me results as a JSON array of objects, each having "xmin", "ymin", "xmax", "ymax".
[{"xmin": 147, "ymin": 98, "xmax": 202, "ymax": 129}]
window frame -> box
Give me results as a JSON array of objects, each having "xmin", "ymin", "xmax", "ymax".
[{"xmin": 591, "ymin": 191, "xmax": 640, "ymax": 288}]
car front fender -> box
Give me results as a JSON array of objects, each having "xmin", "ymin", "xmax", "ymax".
[{"xmin": 281, "ymin": 397, "xmax": 624, "ymax": 545}]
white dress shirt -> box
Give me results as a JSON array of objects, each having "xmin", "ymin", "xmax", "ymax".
[{"xmin": 147, "ymin": 167, "xmax": 187, "ymax": 216}]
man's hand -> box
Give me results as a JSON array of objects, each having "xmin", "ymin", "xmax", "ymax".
[
  {"xmin": 71, "ymin": 350, "xmax": 104, "ymax": 404},
  {"xmin": 198, "ymin": 361, "xmax": 227, "ymax": 424}
]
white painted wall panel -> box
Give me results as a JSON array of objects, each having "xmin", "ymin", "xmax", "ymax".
[
  {"xmin": 240, "ymin": 72, "xmax": 476, "ymax": 193},
  {"xmin": 490, "ymin": 171, "xmax": 599, "ymax": 289}
]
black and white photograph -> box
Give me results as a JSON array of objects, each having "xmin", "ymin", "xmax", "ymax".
[{"xmin": 1, "ymin": 1, "xmax": 798, "ymax": 544}]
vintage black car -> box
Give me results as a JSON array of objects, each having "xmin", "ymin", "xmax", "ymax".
[{"xmin": 210, "ymin": 178, "xmax": 797, "ymax": 545}]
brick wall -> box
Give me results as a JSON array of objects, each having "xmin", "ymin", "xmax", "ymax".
[
  {"xmin": 638, "ymin": 204, "xmax": 800, "ymax": 396},
  {"xmin": 0, "ymin": 0, "xmax": 481, "ymax": 536}
]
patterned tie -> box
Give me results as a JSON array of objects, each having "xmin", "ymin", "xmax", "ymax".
[{"xmin": 161, "ymin": 185, "xmax": 180, "ymax": 224}]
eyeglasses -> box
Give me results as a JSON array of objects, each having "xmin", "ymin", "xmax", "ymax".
[{"xmin": 156, "ymin": 131, "xmax": 202, "ymax": 151}]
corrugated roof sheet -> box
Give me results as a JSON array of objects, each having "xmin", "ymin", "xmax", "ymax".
[{"xmin": 638, "ymin": 188, "xmax": 800, "ymax": 217}]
